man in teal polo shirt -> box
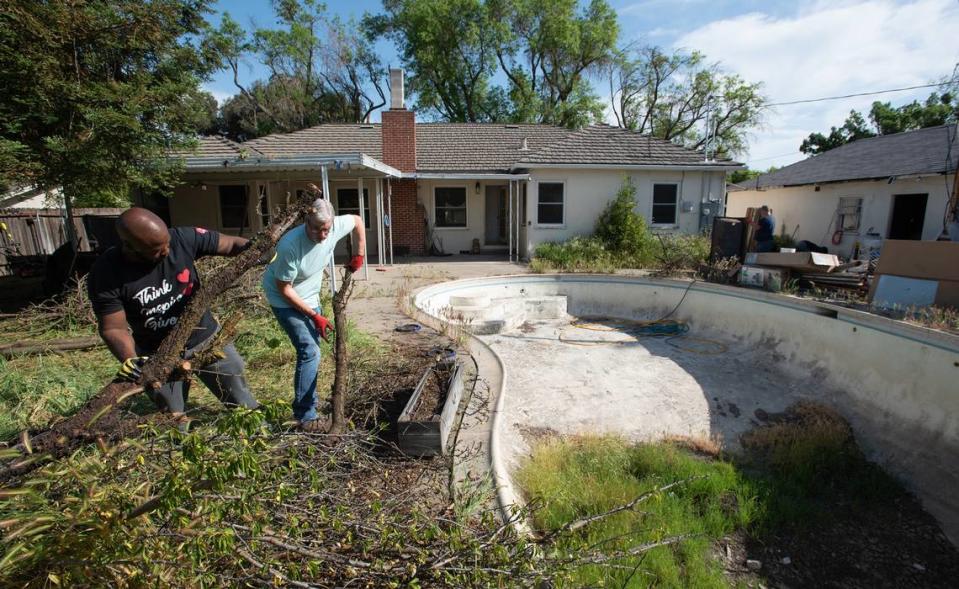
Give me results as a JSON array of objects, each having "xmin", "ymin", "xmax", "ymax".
[{"xmin": 262, "ymin": 194, "xmax": 365, "ymax": 431}]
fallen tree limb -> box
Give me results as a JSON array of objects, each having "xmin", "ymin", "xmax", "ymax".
[
  {"xmin": 0, "ymin": 191, "xmax": 315, "ymax": 481},
  {"xmin": 0, "ymin": 336, "xmax": 102, "ymax": 359}
]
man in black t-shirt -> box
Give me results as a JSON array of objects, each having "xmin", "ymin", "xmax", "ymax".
[{"xmin": 88, "ymin": 208, "xmax": 258, "ymax": 417}]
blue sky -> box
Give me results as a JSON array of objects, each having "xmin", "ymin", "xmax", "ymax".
[{"xmin": 204, "ymin": 0, "xmax": 959, "ymax": 168}]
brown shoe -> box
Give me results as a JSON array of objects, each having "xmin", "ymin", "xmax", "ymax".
[{"xmin": 297, "ymin": 417, "xmax": 330, "ymax": 433}]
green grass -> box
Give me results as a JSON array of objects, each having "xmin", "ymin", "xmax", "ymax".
[
  {"xmin": 517, "ymin": 436, "xmax": 758, "ymax": 588},
  {"xmin": 0, "ymin": 290, "xmax": 387, "ymax": 441},
  {"xmin": 517, "ymin": 405, "xmax": 907, "ymax": 588}
]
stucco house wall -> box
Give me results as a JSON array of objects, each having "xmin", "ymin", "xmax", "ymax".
[{"xmin": 726, "ymin": 176, "xmax": 950, "ymax": 257}]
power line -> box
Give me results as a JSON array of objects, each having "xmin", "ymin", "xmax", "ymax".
[{"xmin": 767, "ymin": 81, "xmax": 952, "ymax": 107}]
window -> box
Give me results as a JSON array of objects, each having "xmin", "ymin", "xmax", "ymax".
[
  {"xmin": 537, "ymin": 182, "xmax": 564, "ymax": 225},
  {"xmin": 838, "ymin": 197, "xmax": 862, "ymax": 232},
  {"xmin": 434, "ymin": 187, "xmax": 468, "ymax": 227},
  {"xmin": 337, "ymin": 188, "xmax": 372, "ymax": 228},
  {"xmin": 651, "ymin": 184, "xmax": 678, "ymax": 225},
  {"xmin": 219, "ymin": 185, "xmax": 249, "ymax": 229}
]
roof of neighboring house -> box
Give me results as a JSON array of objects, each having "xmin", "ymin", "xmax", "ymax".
[
  {"xmin": 741, "ymin": 125, "xmax": 959, "ymax": 190},
  {"xmin": 181, "ymin": 122, "xmax": 740, "ymax": 173},
  {"xmin": 245, "ymin": 124, "xmax": 382, "ymax": 159},
  {"xmin": 516, "ymin": 124, "xmax": 735, "ymax": 167}
]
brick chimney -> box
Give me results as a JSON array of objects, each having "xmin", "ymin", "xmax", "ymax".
[
  {"xmin": 381, "ymin": 69, "xmax": 424, "ymax": 254},
  {"xmin": 381, "ymin": 69, "xmax": 416, "ymax": 173}
]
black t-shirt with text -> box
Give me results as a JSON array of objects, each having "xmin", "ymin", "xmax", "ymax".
[{"xmin": 88, "ymin": 227, "xmax": 221, "ymax": 353}]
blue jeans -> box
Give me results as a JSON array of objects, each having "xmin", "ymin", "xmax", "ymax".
[
  {"xmin": 756, "ymin": 239, "xmax": 775, "ymax": 253},
  {"xmin": 271, "ymin": 306, "xmax": 323, "ymax": 422}
]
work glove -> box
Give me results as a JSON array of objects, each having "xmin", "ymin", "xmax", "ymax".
[
  {"xmin": 311, "ymin": 313, "xmax": 334, "ymax": 343},
  {"xmin": 117, "ymin": 356, "xmax": 148, "ymax": 382},
  {"xmin": 346, "ymin": 255, "xmax": 364, "ymax": 273}
]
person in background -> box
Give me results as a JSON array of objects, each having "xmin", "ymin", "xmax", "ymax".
[
  {"xmin": 87, "ymin": 208, "xmax": 259, "ymax": 426},
  {"xmin": 262, "ymin": 191, "xmax": 365, "ymax": 432},
  {"xmin": 753, "ymin": 205, "xmax": 776, "ymax": 252}
]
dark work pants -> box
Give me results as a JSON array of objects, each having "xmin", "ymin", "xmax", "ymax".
[{"xmin": 143, "ymin": 343, "xmax": 257, "ymax": 414}]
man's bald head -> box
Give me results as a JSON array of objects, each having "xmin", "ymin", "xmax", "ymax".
[{"xmin": 117, "ymin": 207, "xmax": 170, "ymax": 265}]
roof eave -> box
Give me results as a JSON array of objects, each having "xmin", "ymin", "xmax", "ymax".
[
  {"xmin": 511, "ymin": 162, "xmax": 743, "ymax": 171},
  {"xmin": 178, "ymin": 153, "xmax": 401, "ymax": 178}
]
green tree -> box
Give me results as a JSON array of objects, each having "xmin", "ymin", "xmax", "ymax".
[
  {"xmin": 608, "ymin": 46, "xmax": 765, "ymax": 158},
  {"xmin": 728, "ymin": 165, "xmax": 778, "ymax": 185},
  {"xmin": 595, "ymin": 177, "xmax": 652, "ymax": 257},
  {"xmin": 488, "ymin": 0, "xmax": 618, "ymax": 127},
  {"xmin": 800, "ymin": 89, "xmax": 958, "ymax": 155},
  {"xmin": 0, "ymin": 0, "xmax": 219, "ymax": 206},
  {"xmin": 365, "ymin": 0, "xmax": 504, "ymax": 122},
  {"xmin": 799, "ymin": 110, "xmax": 875, "ymax": 155},
  {"xmin": 208, "ymin": 1, "xmax": 387, "ymax": 139}
]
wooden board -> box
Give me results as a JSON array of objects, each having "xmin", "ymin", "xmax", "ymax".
[{"xmin": 397, "ymin": 361, "xmax": 465, "ymax": 457}]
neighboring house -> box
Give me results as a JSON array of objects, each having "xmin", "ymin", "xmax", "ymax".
[
  {"xmin": 156, "ymin": 70, "xmax": 739, "ymax": 260},
  {"xmin": 0, "ymin": 185, "xmax": 61, "ymax": 209},
  {"xmin": 727, "ymin": 125, "xmax": 959, "ymax": 258}
]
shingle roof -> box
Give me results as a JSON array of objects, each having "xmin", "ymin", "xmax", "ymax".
[
  {"xmin": 185, "ymin": 122, "xmax": 738, "ymax": 171},
  {"xmin": 173, "ymin": 136, "xmax": 253, "ymax": 158},
  {"xmin": 415, "ymin": 123, "xmax": 571, "ymax": 172},
  {"xmin": 518, "ymin": 124, "xmax": 736, "ymax": 167},
  {"xmin": 244, "ymin": 124, "xmax": 383, "ymax": 159},
  {"xmin": 746, "ymin": 125, "xmax": 959, "ymax": 189}
]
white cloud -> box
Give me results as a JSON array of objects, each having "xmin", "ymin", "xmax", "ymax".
[{"xmin": 674, "ymin": 0, "xmax": 959, "ymax": 168}]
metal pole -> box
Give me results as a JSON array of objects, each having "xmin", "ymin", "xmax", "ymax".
[
  {"xmin": 357, "ymin": 177, "xmax": 369, "ymax": 280},
  {"xmin": 321, "ymin": 165, "xmax": 336, "ymax": 295},
  {"xmin": 507, "ymin": 181, "xmax": 512, "ymax": 262},
  {"xmin": 387, "ymin": 180, "xmax": 394, "ymax": 265},
  {"xmin": 377, "ymin": 179, "xmax": 385, "ymax": 267},
  {"xmin": 515, "ymin": 180, "xmax": 520, "ymax": 262}
]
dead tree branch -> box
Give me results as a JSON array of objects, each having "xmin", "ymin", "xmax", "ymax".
[{"xmin": 0, "ymin": 192, "xmax": 316, "ymax": 480}]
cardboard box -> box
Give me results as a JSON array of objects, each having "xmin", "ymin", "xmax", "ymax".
[
  {"xmin": 868, "ymin": 240, "xmax": 959, "ymax": 309},
  {"xmin": 744, "ymin": 252, "xmax": 840, "ymax": 272}
]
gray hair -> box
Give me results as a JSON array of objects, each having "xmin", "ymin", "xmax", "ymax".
[{"xmin": 307, "ymin": 198, "xmax": 335, "ymax": 224}]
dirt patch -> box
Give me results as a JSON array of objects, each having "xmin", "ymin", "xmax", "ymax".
[
  {"xmin": 735, "ymin": 402, "xmax": 959, "ymax": 589},
  {"xmin": 747, "ymin": 499, "xmax": 959, "ymax": 588},
  {"xmin": 408, "ymin": 363, "xmax": 453, "ymax": 422}
]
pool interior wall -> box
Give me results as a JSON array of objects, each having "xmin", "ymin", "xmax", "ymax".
[{"xmin": 415, "ymin": 275, "xmax": 959, "ymax": 545}]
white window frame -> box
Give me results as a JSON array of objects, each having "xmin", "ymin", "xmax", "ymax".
[
  {"xmin": 650, "ymin": 182, "xmax": 680, "ymax": 227},
  {"xmin": 336, "ymin": 187, "xmax": 372, "ymax": 228},
  {"xmin": 838, "ymin": 196, "xmax": 863, "ymax": 233},
  {"xmin": 433, "ymin": 185, "xmax": 469, "ymax": 230},
  {"xmin": 535, "ymin": 180, "xmax": 566, "ymax": 228}
]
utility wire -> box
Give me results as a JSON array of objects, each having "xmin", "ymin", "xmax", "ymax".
[{"xmin": 767, "ymin": 81, "xmax": 952, "ymax": 107}]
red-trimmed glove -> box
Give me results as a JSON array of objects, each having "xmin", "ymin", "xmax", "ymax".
[
  {"xmin": 311, "ymin": 313, "xmax": 333, "ymax": 342},
  {"xmin": 346, "ymin": 255, "xmax": 364, "ymax": 273}
]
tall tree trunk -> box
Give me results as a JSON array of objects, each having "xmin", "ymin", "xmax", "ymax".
[{"xmin": 328, "ymin": 239, "xmax": 355, "ymax": 435}]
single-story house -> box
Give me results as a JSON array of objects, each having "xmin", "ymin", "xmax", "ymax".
[
  {"xmin": 154, "ymin": 70, "xmax": 739, "ymax": 260},
  {"xmin": 727, "ymin": 125, "xmax": 959, "ymax": 258}
]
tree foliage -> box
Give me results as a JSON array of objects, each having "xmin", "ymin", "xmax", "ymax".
[
  {"xmin": 488, "ymin": 0, "xmax": 618, "ymax": 127},
  {"xmin": 800, "ymin": 91, "xmax": 959, "ymax": 155},
  {"xmin": 208, "ymin": 0, "xmax": 388, "ymax": 140},
  {"xmin": 0, "ymin": 0, "xmax": 219, "ymax": 205},
  {"xmin": 367, "ymin": 0, "xmax": 618, "ymax": 127},
  {"xmin": 608, "ymin": 46, "xmax": 766, "ymax": 158}
]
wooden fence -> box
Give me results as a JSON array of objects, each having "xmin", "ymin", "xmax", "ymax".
[{"xmin": 0, "ymin": 208, "xmax": 124, "ymax": 277}]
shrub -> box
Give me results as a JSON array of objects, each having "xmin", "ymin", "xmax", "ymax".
[
  {"xmin": 595, "ymin": 177, "xmax": 654, "ymax": 258},
  {"xmin": 531, "ymin": 236, "xmax": 619, "ymax": 273}
]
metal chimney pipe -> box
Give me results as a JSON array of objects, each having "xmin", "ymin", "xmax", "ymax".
[{"xmin": 390, "ymin": 69, "xmax": 405, "ymax": 110}]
